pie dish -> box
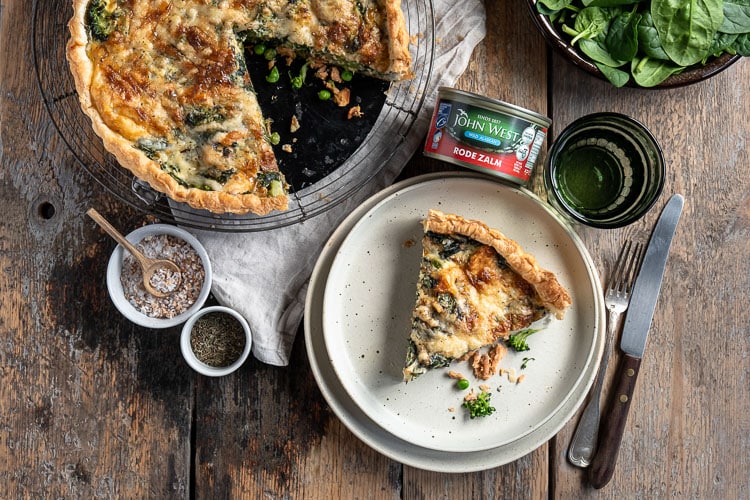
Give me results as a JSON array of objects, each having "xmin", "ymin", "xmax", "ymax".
[{"xmin": 66, "ymin": 0, "xmax": 413, "ymax": 214}]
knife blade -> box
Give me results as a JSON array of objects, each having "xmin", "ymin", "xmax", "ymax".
[{"xmin": 589, "ymin": 194, "xmax": 684, "ymax": 489}]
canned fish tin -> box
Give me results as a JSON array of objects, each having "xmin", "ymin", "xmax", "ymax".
[{"xmin": 424, "ymin": 88, "xmax": 551, "ymax": 185}]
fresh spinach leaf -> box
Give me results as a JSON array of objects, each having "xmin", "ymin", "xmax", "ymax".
[
  {"xmin": 651, "ymin": 0, "xmax": 725, "ymax": 66},
  {"xmin": 705, "ymin": 32, "xmax": 739, "ymax": 62},
  {"xmin": 575, "ymin": 11, "xmax": 629, "ymax": 66},
  {"xmin": 565, "ymin": 6, "xmax": 610, "ymax": 44},
  {"xmin": 721, "ymin": 0, "xmax": 750, "ymax": 34},
  {"xmin": 579, "ymin": 37, "xmax": 628, "ymax": 65},
  {"xmin": 584, "ymin": 0, "xmax": 645, "ymax": 6},
  {"xmin": 731, "ymin": 33, "xmax": 750, "ymax": 55},
  {"xmin": 595, "ymin": 61, "xmax": 631, "ymax": 86},
  {"xmin": 631, "ymin": 56, "xmax": 684, "ymax": 86},
  {"xmin": 637, "ymin": 11, "xmax": 670, "ymax": 60},
  {"xmin": 538, "ymin": 0, "xmax": 575, "ymax": 10},
  {"xmin": 606, "ymin": 10, "xmax": 643, "ymax": 61}
]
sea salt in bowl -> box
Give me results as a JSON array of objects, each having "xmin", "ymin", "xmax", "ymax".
[
  {"xmin": 106, "ymin": 224, "xmax": 212, "ymax": 329},
  {"xmin": 180, "ymin": 306, "xmax": 252, "ymax": 377}
]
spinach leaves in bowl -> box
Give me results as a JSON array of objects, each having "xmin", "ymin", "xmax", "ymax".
[{"xmin": 534, "ymin": 0, "xmax": 750, "ymax": 88}]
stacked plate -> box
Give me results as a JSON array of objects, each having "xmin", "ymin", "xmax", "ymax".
[{"xmin": 304, "ymin": 172, "xmax": 606, "ymax": 472}]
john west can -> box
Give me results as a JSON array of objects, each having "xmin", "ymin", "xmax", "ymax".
[{"xmin": 424, "ymin": 88, "xmax": 551, "ymax": 185}]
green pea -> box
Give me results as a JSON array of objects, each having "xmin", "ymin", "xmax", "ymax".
[
  {"xmin": 341, "ymin": 69, "xmax": 354, "ymax": 82},
  {"xmin": 268, "ymin": 180, "xmax": 283, "ymax": 197},
  {"xmin": 253, "ymin": 44, "xmax": 266, "ymax": 56},
  {"xmin": 266, "ymin": 66, "xmax": 280, "ymax": 83},
  {"xmin": 269, "ymin": 132, "xmax": 281, "ymax": 145},
  {"xmin": 264, "ymin": 48, "xmax": 277, "ymax": 61},
  {"xmin": 317, "ymin": 89, "xmax": 332, "ymax": 101},
  {"xmin": 456, "ymin": 379, "xmax": 469, "ymax": 390}
]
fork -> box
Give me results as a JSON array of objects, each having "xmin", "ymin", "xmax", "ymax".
[{"xmin": 567, "ymin": 239, "xmax": 644, "ymax": 468}]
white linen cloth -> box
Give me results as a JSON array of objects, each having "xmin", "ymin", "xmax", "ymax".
[{"xmin": 191, "ymin": 1, "xmax": 486, "ymax": 366}]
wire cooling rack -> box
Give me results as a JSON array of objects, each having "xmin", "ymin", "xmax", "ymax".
[{"xmin": 33, "ymin": 0, "xmax": 434, "ymax": 231}]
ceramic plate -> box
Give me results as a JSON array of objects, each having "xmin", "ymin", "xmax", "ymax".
[
  {"xmin": 305, "ymin": 172, "xmax": 606, "ymax": 471},
  {"xmin": 321, "ymin": 175, "xmax": 603, "ymax": 453}
]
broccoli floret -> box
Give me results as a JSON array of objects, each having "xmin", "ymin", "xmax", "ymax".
[
  {"xmin": 507, "ymin": 328, "xmax": 543, "ymax": 352},
  {"xmin": 86, "ymin": 0, "xmax": 118, "ymax": 42},
  {"xmin": 462, "ymin": 390, "xmax": 495, "ymax": 419}
]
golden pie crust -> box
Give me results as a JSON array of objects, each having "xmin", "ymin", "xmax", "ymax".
[
  {"xmin": 66, "ymin": 0, "xmax": 413, "ymax": 215},
  {"xmin": 424, "ymin": 209, "xmax": 572, "ymax": 317}
]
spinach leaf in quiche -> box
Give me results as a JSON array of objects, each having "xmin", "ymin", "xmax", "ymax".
[
  {"xmin": 86, "ymin": 0, "xmax": 119, "ymax": 42},
  {"xmin": 185, "ymin": 106, "xmax": 226, "ymax": 127}
]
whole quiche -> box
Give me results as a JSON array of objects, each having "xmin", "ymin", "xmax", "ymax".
[{"xmin": 66, "ymin": 0, "xmax": 413, "ymax": 214}]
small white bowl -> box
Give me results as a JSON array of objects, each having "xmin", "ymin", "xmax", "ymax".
[
  {"xmin": 106, "ymin": 223, "xmax": 212, "ymax": 328},
  {"xmin": 180, "ymin": 306, "xmax": 252, "ymax": 376}
]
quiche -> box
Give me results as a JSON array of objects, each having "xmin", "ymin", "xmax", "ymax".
[
  {"xmin": 403, "ymin": 210, "xmax": 572, "ymax": 382},
  {"xmin": 66, "ymin": 0, "xmax": 413, "ymax": 214}
]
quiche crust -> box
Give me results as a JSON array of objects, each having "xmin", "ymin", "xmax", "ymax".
[
  {"xmin": 423, "ymin": 209, "xmax": 572, "ymax": 317},
  {"xmin": 66, "ymin": 0, "xmax": 413, "ymax": 215}
]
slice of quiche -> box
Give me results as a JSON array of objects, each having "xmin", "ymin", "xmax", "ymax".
[
  {"xmin": 403, "ymin": 210, "xmax": 572, "ymax": 382},
  {"xmin": 66, "ymin": 0, "xmax": 413, "ymax": 215}
]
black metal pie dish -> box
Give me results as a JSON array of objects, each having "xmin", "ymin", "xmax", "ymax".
[{"xmin": 33, "ymin": 0, "xmax": 435, "ymax": 231}]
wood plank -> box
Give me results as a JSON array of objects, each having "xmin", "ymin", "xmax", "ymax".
[
  {"xmin": 549, "ymin": 48, "xmax": 750, "ymax": 497},
  {"xmin": 0, "ymin": 1, "xmax": 192, "ymax": 497},
  {"xmin": 192, "ymin": 324, "xmax": 401, "ymax": 498}
]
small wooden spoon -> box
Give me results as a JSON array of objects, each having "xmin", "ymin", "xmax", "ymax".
[{"xmin": 87, "ymin": 208, "xmax": 182, "ymax": 298}]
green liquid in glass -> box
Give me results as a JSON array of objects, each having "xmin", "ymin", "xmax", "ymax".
[
  {"xmin": 546, "ymin": 114, "xmax": 662, "ymax": 228},
  {"xmin": 555, "ymin": 144, "xmax": 624, "ymax": 213}
]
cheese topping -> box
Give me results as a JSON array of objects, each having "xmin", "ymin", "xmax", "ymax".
[
  {"xmin": 405, "ymin": 231, "xmax": 547, "ymax": 380},
  {"xmin": 413, "ymin": 234, "xmax": 545, "ymax": 359}
]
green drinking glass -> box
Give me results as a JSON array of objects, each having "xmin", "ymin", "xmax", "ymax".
[{"xmin": 544, "ymin": 112, "xmax": 665, "ymax": 229}]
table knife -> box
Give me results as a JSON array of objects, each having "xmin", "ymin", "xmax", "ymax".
[{"xmin": 589, "ymin": 194, "xmax": 685, "ymax": 489}]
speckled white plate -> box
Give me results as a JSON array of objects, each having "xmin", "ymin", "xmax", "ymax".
[
  {"xmin": 306, "ymin": 172, "xmax": 606, "ymax": 471},
  {"xmin": 321, "ymin": 174, "xmax": 603, "ymax": 453}
]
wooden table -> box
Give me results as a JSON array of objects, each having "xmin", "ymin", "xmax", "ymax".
[{"xmin": 2, "ymin": 1, "xmax": 748, "ymax": 498}]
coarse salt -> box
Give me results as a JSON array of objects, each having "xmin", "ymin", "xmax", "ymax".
[{"xmin": 120, "ymin": 234, "xmax": 205, "ymax": 319}]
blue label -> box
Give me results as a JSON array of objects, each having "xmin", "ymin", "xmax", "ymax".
[{"xmin": 463, "ymin": 130, "xmax": 502, "ymax": 147}]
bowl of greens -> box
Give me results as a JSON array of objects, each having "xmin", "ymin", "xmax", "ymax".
[{"xmin": 527, "ymin": 0, "xmax": 748, "ymax": 88}]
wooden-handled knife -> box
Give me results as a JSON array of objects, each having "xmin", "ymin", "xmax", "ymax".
[{"xmin": 589, "ymin": 194, "xmax": 685, "ymax": 489}]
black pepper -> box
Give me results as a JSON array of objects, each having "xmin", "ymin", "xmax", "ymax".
[{"xmin": 189, "ymin": 312, "xmax": 246, "ymax": 367}]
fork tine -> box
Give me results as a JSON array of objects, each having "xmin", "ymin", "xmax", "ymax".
[
  {"xmin": 608, "ymin": 240, "xmax": 632, "ymax": 292},
  {"xmin": 621, "ymin": 241, "xmax": 644, "ymax": 294},
  {"xmin": 609, "ymin": 240, "xmax": 644, "ymax": 294}
]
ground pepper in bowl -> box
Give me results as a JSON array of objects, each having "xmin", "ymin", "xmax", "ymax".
[{"xmin": 189, "ymin": 312, "xmax": 247, "ymax": 367}]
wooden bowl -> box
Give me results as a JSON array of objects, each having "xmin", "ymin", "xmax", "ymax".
[{"xmin": 526, "ymin": 0, "xmax": 742, "ymax": 89}]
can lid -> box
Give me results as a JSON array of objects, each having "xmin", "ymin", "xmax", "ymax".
[{"xmin": 437, "ymin": 87, "xmax": 551, "ymax": 128}]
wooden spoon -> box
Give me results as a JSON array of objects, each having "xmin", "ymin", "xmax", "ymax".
[{"xmin": 87, "ymin": 208, "xmax": 182, "ymax": 298}]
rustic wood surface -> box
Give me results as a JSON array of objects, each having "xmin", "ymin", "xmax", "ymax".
[{"xmin": 1, "ymin": 0, "xmax": 748, "ymax": 498}]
